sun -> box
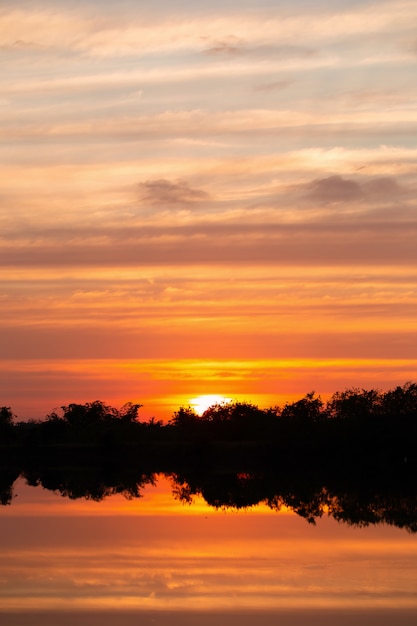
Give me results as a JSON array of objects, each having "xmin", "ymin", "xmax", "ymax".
[{"xmin": 190, "ymin": 394, "xmax": 232, "ymax": 416}]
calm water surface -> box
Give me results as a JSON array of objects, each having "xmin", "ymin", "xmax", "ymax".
[{"xmin": 0, "ymin": 475, "xmax": 416, "ymax": 626}]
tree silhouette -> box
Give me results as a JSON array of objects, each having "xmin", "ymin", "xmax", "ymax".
[{"xmin": 0, "ymin": 406, "xmax": 15, "ymax": 443}]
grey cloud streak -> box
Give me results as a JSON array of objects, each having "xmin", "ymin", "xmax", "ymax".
[
  {"xmin": 305, "ymin": 175, "xmax": 364, "ymax": 203},
  {"xmin": 139, "ymin": 179, "xmax": 209, "ymax": 206},
  {"xmin": 254, "ymin": 79, "xmax": 293, "ymax": 92},
  {"xmin": 2, "ymin": 171, "xmax": 414, "ymax": 269},
  {"xmin": 1, "ymin": 219, "xmax": 416, "ymax": 267},
  {"xmin": 303, "ymin": 175, "xmax": 408, "ymax": 204},
  {"xmin": 2, "ymin": 609, "xmax": 417, "ymax": 626},
  {"xmin": 203, "ymin": 38, "xmax": 317, "ymax": 59}
]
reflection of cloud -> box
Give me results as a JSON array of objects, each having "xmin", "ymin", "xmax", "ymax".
[{"xmin": 139, "ymin": 179, "xmax": 208, "ymax": 206}]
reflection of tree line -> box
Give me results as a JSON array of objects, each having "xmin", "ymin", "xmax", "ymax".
[
  {"xmin": 0, "ymin": 383, "xmax": 416, "ymax": 531},
  {"xmin": 1, "ymin": 465, "xmax": 416, "ymax": 532}
]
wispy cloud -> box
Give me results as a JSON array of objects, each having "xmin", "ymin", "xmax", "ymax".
[
  {"xmin": 302, "ymin": 175, "xmax": 408, "ymax": 204},
  {"xmin": 139, "ymin": 179, "xmax": 209, "ymax": 206},
  {"xmin": 304, "ymin": 175, "xmax": 364, "ymax": 203}
]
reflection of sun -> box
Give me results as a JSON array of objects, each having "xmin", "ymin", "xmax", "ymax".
[{"xmin": 190, "ymin": 394, "xmax": 232, "ymax": 415}]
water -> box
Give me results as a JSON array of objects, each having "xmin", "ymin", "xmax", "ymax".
[{"xmin": 0, "ymin": 475, "xmax": 416, "ymax": 626}]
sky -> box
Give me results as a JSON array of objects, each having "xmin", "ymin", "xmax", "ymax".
[{"xmin": 1, "ymin": 0, "xmax": 417, "ymax": 420}]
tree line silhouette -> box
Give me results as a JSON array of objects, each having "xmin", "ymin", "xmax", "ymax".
[
  {"xmin": 0, "ymin": 383, "xmax": 416, "ymax": 531},
  {"xmin": 1, "ymin": 382, "xmax": 416, "ymax": 460}
]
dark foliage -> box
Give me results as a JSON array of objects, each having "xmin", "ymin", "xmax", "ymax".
[
  {"xmin": 1, "ymin": 383, "xmax": 417, "ymax": 456},
  {"xmin": 0, "ymin": 383, "xmax": 416, "ymax": 530}
]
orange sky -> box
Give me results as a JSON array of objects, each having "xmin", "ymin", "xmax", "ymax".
[{"xmin": 1, "ymin": 0, "xmax": 417, "ymax": 420}]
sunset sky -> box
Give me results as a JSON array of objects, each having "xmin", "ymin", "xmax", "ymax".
[{"xmin": 1, "ymin": 0, "xmax": 417, "ymax": 420}]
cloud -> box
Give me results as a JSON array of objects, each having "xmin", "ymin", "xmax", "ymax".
[
  {"xmin": 138, "ymin": 179, "xmax": 209, "ymax": 206},
  {"xmin": 361, "ymin": 176, "xmax": 406, "ymax": 199},
  {"xmin": 3, "ymin": 609, "xmax": 417, "ymax": 626},
  {"xmin": 13, "ymin": 39, "xmax": 32, "ymax": 47},
  {"xmin": 204, "ymin": 36, "xmax": 245, "ymax": 56},
  {"xmin": 254, "ymin": 80, "xmax": 293, "ymax": 92},
  {"xmin": 203, "ymin": 39, "xmax": 316, "ymax": 60},
  {"xmin": 305, "ymin": 175, "xmax": 364, "ymax": 203},
  {"xmin": 2, "ymin": 1, "xmax": 416, "ymax": 61},
  {"xmin": 304, "ymin": 175, "xmax": 408, "ymax": 204},
  {"xmin": 1, "ymin": 216, "xmax": 416, "ymax": 268}
]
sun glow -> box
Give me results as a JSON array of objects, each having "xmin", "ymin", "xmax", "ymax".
[{"xmin": 190, "ymin": 394, "xmax": 232, "ymax": 415}]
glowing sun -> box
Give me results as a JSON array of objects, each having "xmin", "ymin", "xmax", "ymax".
[{"xmin": 190, "ymin": 394, "xmax": 232, "ymax": 415}]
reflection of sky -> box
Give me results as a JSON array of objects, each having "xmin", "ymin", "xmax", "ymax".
[{"xmin": 0, "ymin": 478, "xmax": 416, "ymax": 624}]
